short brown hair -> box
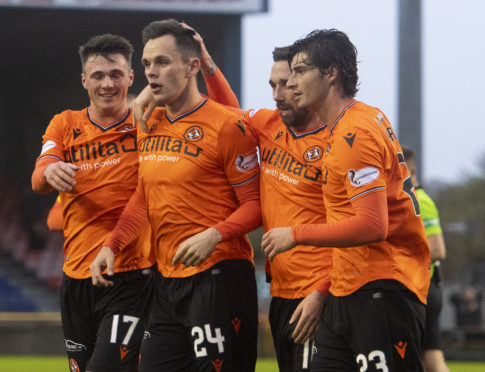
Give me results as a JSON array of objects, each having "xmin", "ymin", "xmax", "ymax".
[
  {"xmin": 141, "ymin": 19, "xmax": 201, "ymax": 62},
  {"xmin": 79, "ymin": 34, "xmax": 133, "ymax": 71}
]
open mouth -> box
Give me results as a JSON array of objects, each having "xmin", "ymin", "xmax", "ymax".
[
  {"xmin": 277, "ymin": 103, "xmax": 293, "ymax": 115},
  {"xmin": 150, "ymin": 83, "xmax": 162, "ymax": 93},
  {"xmin": 100, "ymin": 92, "xmax": 117, "ymax": 98}
]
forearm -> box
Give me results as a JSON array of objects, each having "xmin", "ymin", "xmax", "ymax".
[
  {"xmin": 428, "ymin": 233, "xmax": 446, "ymax": 261},
  {"xmin": 214, "ymin": 199, "xmax": 262, "ymax": 240},
  {"xmin": 204, "ymin": 68, "xmax": 240, "ymax": 109},
  {"xmin": 293, "ymin": 189, "xmax": 388, "ymax": 247},
  {"xmin": 213, "ymin": 180, "xmax": 262, "ymax": 240},
  {"xmin": 32, "ymin": 157, "xmax": 58, "ymax": 194},
  {"xmin": 104, "ymin": 184, "xmax": 149, "ymax": 254}
]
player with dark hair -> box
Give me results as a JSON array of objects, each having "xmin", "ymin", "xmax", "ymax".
[
  {"xmin": 90, "ymin": 19, "xmax": 261, "ymax": 372},
  {"xmin": 32, "ymin": 34, "xmax": 157, "ymax": 372},
  {"xmin": 403, "ymin": 146, "xmax": 449, "ymax": 372},
  {"xmin": 134, "ymin": 34, "xmax": 332, "ymax": 370},
  {"xmin": 245, "ymin": 46, "xmax": 331, "ymax": 372},
  {"xmin": 262, "ymin": 29, "xmax": 431, "ymax": 371},
  {"xmin": 79, "ymin": 33, "xmax": 134, "ymax": 72}
]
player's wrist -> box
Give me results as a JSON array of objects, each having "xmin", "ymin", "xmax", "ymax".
[
  {"xmin": 316, "ymin": 281, "xmax": 330, "ymax": 297},
  {"xmin": 43, "ymin": 162, "xmax": 55, "ymax": 179},
  {"xmin": 201, "ymin": 63, "xmax": 217, "ymax": 77},
  {"xmin": 208, "ymin": 226, "xmax": 223, "ymax": 244}
]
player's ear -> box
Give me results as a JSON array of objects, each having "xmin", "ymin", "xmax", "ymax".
[
  {"xmin": 186, "ymin": 57, "xmax": 201, "ymax": 78},
  {"xmin": 128, "ymin": 69, "xmax": 134, "ymax": 87},
  {"xmin": 81, "ymin": 73, "xmax": 87, "ymax": 89},
  {"xmin": 327, "ymin": 66, "xmax": 338, "ymax": 82}
]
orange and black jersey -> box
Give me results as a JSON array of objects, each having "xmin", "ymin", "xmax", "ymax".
[
  {"xmin": 108, "ymin": 98, "xmax": 261, "ymax": 278},
  {"xmin": 33, "ymin": 108, "xmax": 154, "ymax": 279},
  {"xmin": 246, "ymin": 108, "xmax": 332, "ymax": 299},
  {"xmin": 295, "ymin": 100, "xmax": 430, "ymax": 304}
]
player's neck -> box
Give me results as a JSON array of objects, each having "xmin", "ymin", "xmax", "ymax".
[
  {"xmin": 165, "ymin": 82, "xmax": 203, "ymax": 118},
  {"xmin": 316, "ymin": 92, "xmax": 354, "ymax": 127},
  {"xmin": 292, "ymin": 112, "xmax": 323, "ymax": 133},
  {"xmin": 89, "ymin": 105, "xmax": 128, "ymax": 124}
]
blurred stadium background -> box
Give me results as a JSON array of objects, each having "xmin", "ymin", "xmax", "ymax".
[{"xmin": 1, "ymin": 0, "xmax": 485, "ymax": 369}]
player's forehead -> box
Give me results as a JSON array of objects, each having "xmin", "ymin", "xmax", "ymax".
[
  {"xmin": 270, "ymin": 61, "xmax": 291, "ymax": 83},
  {"xmin": 290, "ymin": 51, "xmax": 312, "ymax": 68},
  {"xmin": 142, "ymin": 34, "xmax": 182, "ymax": 62},
  {"xmin": 84, "ymin": 53, "xmax": 130, "ymax": 74}
]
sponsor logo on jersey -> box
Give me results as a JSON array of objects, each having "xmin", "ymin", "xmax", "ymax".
[
  {"xmin": 64, "ymin": 132, "xmax": 137, "ymax": 163},
  {"xmin": 235, "ymin": 152, "xmax": 258, "ymax": 172},
  {"xmin": 120, "ymin": 346, "xmax": 129, "ymax": 360},
  {"xmin": 322, "ymin": 166, "xmax": 328, "ymax": 185},
  {"xmin": 261, "ymin": 146, "xmax": 322, "ymax": 182},
  {"xmin": 234, "ymin": 119, "xmax": 246, "ymax": 135},
  {"xmin": 303, "ymin": 145, "xmax": 323, "ymax": 163},
  {"xmin": 73, "ymin": 128, "xmax": 82, "ymax": 139},
  {"xmin": 139, "ymin": 135, "xmax": 202, "ymax": 158},
  {"xmin": 394, "ymin": 340, "xmax": 408, "ymax": 359},
  {"xmin": 343, "ymin": 132, "xmax": 356, "ymax": 148},
  {"xmin": 347, "ymin": 167, "xmax": 379, "ymax": 187},
  {"xmin": 184, "ymin": 126, "xmax": 204, "ymax": 142},
  {"xmin": 69, "ymin": 358, "xmax": 80, "ymax": 372},
  {"xmin": 232, "ymin": 317, "xmax": 241, "ymax": 333},
  {"xmin": 212, "ymin": 359, "xmax": 224, "ymax": 372},
  {"xmin": 65, "ymin": 339, "xmax": 87, "ymax": 352},
  {"xmin": 41, "ymin": 140, "xmax": 56, "ymax": 154},
  {"xmin": 274, "ymin": 131, "xmax": 284, "ymax": 140}
]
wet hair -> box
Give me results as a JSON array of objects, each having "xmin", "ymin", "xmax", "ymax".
[
  {"xmin": 272, "ymin": 46, "xmax": 291, "ymax": 62},
  {"xmin": 288, "ymin": 29, "xmax": 359, "ymax": 97},
  {"xmin": 79, "ymin": 34, "xmax": 133, "ymax": 71},
  {"xmin": 141, "ymin": 19, "xmax": 201, "ymax": 62}
]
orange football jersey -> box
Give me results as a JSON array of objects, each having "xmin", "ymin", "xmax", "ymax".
[
  {"xmin": 35, "ymin": 108, "xmax": 154, "ymax": 279},
  {"xmin": 136, "ymin": 98, "xmax": 260, "ymax": 278},
  {"xmin": 247, "ymin": 108, "xmax": 332, "ymax": 299},
  {"xmin": 318, "ymin": 100, "xmax": 430, "ymax": 303},
  {"xmin": 47, "ymin": 195, "xmax": 63, "ymax": 231}
]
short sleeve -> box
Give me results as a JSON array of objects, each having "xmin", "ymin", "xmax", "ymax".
[
  {"xmin": 37, "ymin": 114, "xmax": 66, "ymax": 162},
  {"xmin": 218, "ymin": 116, "xmax": 260, "ymax": 187},
  {"xmin": 331, "ymin": 126, "xmax": 388, "ymax": 201}
]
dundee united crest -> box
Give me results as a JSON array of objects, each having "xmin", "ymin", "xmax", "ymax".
[
  {"xmin": 184, "ymin": 126, "xmax": 204, "ymax": 142},
  {"xmin": 304, "ymin": 145, "xmax": 323, "ymax": 163},
  {"xmin": 69, "ymin": 358, "xmax": 80, "ymax": 372}
]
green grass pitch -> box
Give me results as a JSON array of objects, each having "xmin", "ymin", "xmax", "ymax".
[{"xmin": 0, "ymin": 356, "xmax": 484, "ymax": 371}]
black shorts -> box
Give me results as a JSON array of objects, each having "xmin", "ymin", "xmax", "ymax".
[
  {"xmin": 139, "ymin": 259, "xmax": 258, "ymax": 372},
  {"xmin": 311, "ymin": 280, "xmax": 426, "ymax": 372},
  {"xmin": 424, "ymin": 276, "xmax": 443, "ymax": 350},
  {"xmin": 269, "ymin": 296, "xmax": 314, "ymax": 372},
  {"xmin": 60, "ymin": 266, "xmax": 157, "ymax": 372}
]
